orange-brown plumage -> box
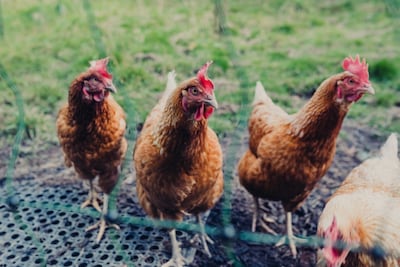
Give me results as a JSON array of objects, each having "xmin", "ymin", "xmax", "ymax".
[
  {"xmin": 134, "ymin": 65, "xmax": 223, "ymax": 266},
  {"xmin": 239, "ymin": 75, "xmax": 347, "ymax": 211},
  {"xmin": 56, "ymin": 58, "xmax": 127, "ymax": 242},
  {"xmin": 238, "ymin": 56, "xmax": 374, "ymax": 256}
]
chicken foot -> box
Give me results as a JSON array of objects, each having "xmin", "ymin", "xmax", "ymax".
[
  {"xmin": 80, "ymin": 180, "xmax": 102, "ymax": 212},
  {"xmin": 162, "ymin": 229, "xmax": 186, "ymax": 267},
  {"xmin": 86, "ymin": 194, "xmax": 120, "ymax": 243},
  {"xmin": 252, "ymin": 197, "xmax": 277, "ymax": 234},
  {"xmin": 188, "ymin": 213, "xmax": 214, "ymax": 258},
  {"xmin": 275, "ymin": 211, "xmax": 306, "ymax": 258}
]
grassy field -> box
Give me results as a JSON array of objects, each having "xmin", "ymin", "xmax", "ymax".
[{"xmin": 1, "ymin": 0, "xmax": 399, "ymax": 147}]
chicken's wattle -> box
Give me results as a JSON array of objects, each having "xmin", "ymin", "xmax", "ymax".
[
  {"xmin": 204, "ymin": 105, "xmax": 214, "ymax": 119},
  {"xmin": 83, "ymin": 87, "xmax": 107, "ymax": 102},
  {"xmin": 93, "ymin": 91, "xmax": 106, "ymax": 102},
  {"xmin": 194, "ymin": 103, "xmax": 214, "ymax": 121},
  {"xmin": 194, "ymin": 103, "xmax": 204, "ymax": 121},
  {"xmin": 345, "ymin": 92, "xmax": 363, "ymax": 103}
]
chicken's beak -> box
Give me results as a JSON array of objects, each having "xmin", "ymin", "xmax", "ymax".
[
  {"xmin": 106, "ymin": 81, "xmax": 117, "ymax": 93},
  {"xmin": 361, "ymin": 83, "xmax": 375, "ymax": 95},
  {"xmin": 204, "ymin": 92, "xmax": 218, "ymax": 109}
]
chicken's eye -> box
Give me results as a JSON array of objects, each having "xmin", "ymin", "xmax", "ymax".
[
  {"xmin": 348, "ymin": 79, "xmax": 355, "ymax": 85},
  {"xmin": 89, "ymin": 77, "xmax": 99, "ymax": 82},
  {"xmin": 189, "ymin": 87, "xmax": 200, "ymax": 96}
]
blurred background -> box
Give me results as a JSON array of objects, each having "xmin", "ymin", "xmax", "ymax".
[
  {"xmin": 0, "ymin": 0, "xmax": 399, "ymax": 145},
  {"xmin": 0, "ymin": 0, "xmax": 399, "ymax": 266}
]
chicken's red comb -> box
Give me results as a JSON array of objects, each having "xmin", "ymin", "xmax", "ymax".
[
  {"xmin": 342, "ymin": 55, "xmax": 369, "ymax": 84},
  {"xmin": 89, "ymin": 57, "xmax": 113, "ymax": 79},
  {"xmin": 322, "ymin": 216, "xmax": 342, "ymax": 266},
  {"xmin": 197, "ymin": 61, "xmax": 214, "ymax": 93}
]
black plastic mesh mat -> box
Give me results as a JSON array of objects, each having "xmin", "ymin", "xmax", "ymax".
[{"xmin": 0, "ymin": 178, "xmax": 200, "ymax": 267}]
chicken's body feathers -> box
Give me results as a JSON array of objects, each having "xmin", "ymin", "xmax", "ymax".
[
  {"xmin": 134, "ymin": 70, "xmax": 223, "ymax": 221},
  {"xmin": 239, "ymin": 78, "xmax": 347, "ymax": 211},
  {"xmin": 318, "ymin": 134, "xmax": 400, "ymax": 266},
  {"xmin": 57, "ymin": 95, "xmax": 126, "ymax": 194}
]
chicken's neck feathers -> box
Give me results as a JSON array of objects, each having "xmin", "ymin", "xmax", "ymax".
[
  {"xmin": 290, "ymin": 75, "xmax": 349, "ymax": 140},
  {"xmin": 69, "ymin": 97, "xmax": 114, "ymax": 126},
  {"xmin": 152, "ymin": 88, "xmax": 207, "ymax": 155}
]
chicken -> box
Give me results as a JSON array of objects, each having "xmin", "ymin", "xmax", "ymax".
[
  {"xmin": 237, "ymin": 55, "xmax": 375, "ymax": 257},
  {"xmin": 56, "ymin": 57, "xmax": 127, "ymax": 242},
  {"xmin": 133, "ymin": 62, "xmax": 223, "ymax": 267},
  {"xmin": 317, "ymin": 133, "xmax": 400, "ymax": 267}
]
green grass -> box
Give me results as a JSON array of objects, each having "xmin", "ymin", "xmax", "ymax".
[{"xmin": 0, "ymin": 0, "xmax": 399, "ymax": 145}]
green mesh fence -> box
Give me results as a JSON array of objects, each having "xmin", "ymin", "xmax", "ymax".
[{"xmin": 1, "ymin": 1, "xmax": 399, "ymax": 267}]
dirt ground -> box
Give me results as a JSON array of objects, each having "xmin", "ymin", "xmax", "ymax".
[{"xmin": 0, "ymin": 120, "xmax": 388, "ymax": 267}]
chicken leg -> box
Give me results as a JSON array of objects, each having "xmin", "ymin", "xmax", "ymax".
[
  {"xmin": 275, "ymin": 211, "xmax": 306, "ymax": 258},
  {"xmin": 86, "ymin": 194, "xmax": 120, "ymax": 243},
  {"xmin": 190, "ymin": 213, "xmax": 214, "ymax": 258},
  {"xmin": 162, "ymin": 229, "xmax": 186, "ymax": 267},
  {"xmin": 253, "ymin": 197, "xmax": 277, "ymax": 234},
  {"xmin": 252, "ymin": 197, "xmax": 259, "ymax": 232},
  {"xmin": 80, "ymin": 180, "xmax": 102, "ymax": 212}
]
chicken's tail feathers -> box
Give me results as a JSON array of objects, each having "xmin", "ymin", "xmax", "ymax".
[
  {"xmin": 165, "ymin": 70, "xmax": 177, "ymax": 95},
  {"xmin": 253, "ymin": 81, "xmax": 273, "ymax": 106},
  {"xmin": 380, "ymin": 133, "xmax": 398, "ymax": 160},
  {"xmin": 158, "ymin": 70, "xmax": 177, "ymax": 106}
]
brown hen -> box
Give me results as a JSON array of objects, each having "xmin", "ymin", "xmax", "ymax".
[
  {"xmin": 133, "ymin": 63, "xmax": 223, "ymax": 267},
  {"xmin": 237, "ymin": 55, "xmax": 374, "ymax": 257},
  {"xmin": 56, "ymin": 58, "xmax": 127, "ymax": 242}
]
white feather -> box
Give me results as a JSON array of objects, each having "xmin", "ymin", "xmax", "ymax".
[
  {"xmin": 156, "ymin": 70, "xmax": 177, "ymax": 110},
  {"xmin": 318, "ymin": 134, "xmax": 400, "ymax": 263},
  {"xmin": 164, "ymin": 70, "xmax": 177, "ymax": 98},
  {"xmin": 380, "ymin": 133, "xmax": 398, "ymax": 160}
]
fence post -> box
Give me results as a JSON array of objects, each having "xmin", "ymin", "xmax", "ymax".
[
  {"xmin": 0, "ymin": 0, "xmax": 4, "ymax": 39},
  {"xmin": 214, "ymin": 0, "xmax": 226, "ymax": 35}
]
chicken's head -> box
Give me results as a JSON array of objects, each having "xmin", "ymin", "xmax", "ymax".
[
  {"xmin": 336, "ymin": 55, "xmax": 374, "ymax": 103},
  {"xmin": 81, "ymin": 57, "xmax": 116, "ymax": 103},
  {"xmin": 181, "ymin": 61, "xmax": 218, "ymax": 121},
  {"xmin": 321, "ymin": 216, "xmax": 357, "ymax": 267}
]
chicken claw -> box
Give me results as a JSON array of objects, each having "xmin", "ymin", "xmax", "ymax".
[
  {"xmin": 85, "ymin": 194, "xmax": 119, "ymax": 243},
  {"xmin": 275, "ymin": 234, "xmax": 306, "ymax": 258},
  {"xmin": 80, "ymin": 181, "xmax": 102, "ymax": 212},
  {"xmin": 161, "ymin": 256, "xmax": 185, "ymax": 267},
  {"xmin": 86, "ymin": 216, "xmax": 120, "ymax": 243},
  {"xmin": 275, "ymin": 212, "xmax": 306, "ymax": 258},
  {"xmin": 252, "ymin": 197, "xmax": 277, "ymax": 235},
  {"xmin": 162, "ymin": 229, "xmax": 186, "ymax": 267},
  {"xmin": 189, "ymin": 233, "xmax": 214, "ymax": 258},
  {"xmin": 191, "ymin": 214, "xmax": 214, "ymax": 257},
  {"xmin": 80, "ymin": 197, "xmax": 102, "ymax": 213},
  {"xmin": 260, "ymin": 219, "xmax": 278, "ymax": 235}
]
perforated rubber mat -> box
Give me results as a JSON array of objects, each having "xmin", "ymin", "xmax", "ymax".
[{"xmin": 0, "ymin": 178, "xmax": 199, "ymax": 266}]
